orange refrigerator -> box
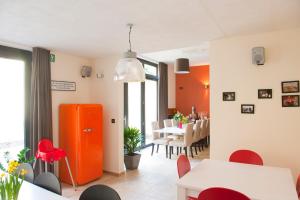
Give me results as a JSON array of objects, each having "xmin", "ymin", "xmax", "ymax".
[{"xmin": 59, "ymin": 104, "xmax": 103, "ymax": 185}]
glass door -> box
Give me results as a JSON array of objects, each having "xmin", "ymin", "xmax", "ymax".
[{"xmin": 124, "ymin": 59, "xmax": 158, "ymax": 148}]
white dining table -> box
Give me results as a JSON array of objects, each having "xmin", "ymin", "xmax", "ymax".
[
  {"xmin": 177, "ymin": 159, "xmax": 298, "ymax": 200},
  {"xmin": 18, "ymin": 180, "xmax": 68, "ymax": 200},
  {"xmin": 153, "ymin": 126, "xmax": 186, "ymax": 135}
]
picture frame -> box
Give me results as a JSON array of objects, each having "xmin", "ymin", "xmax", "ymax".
[
  {"xmin": 282, "ymin": 95, "xmax": 300, "ymax": 107},
  {"xmin": 241, "ymin": 104, "xmax": 255, "ymax": 114},
  {"xmin": 223, "ymin": 92, "xmax": 235, "ymax": 101},
  {"xmin": 258, "ymin": 89, "xmax": 272, "ymax": 99},
  {"xmin": 281, "ymin": 81, "xmax": 299, "ymax": 93}
]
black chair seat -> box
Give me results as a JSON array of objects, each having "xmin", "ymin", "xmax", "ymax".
[{"xmin": 79, "ymin": 184, "xmax": 121, "ymax": 200}]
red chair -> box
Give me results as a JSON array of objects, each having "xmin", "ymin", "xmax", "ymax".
[
  {"xmin": 33, "ymin": 139, "xmax": 76, "ymax": 189},
  {"xmin": 197, "ymin": 187, "xmax": 251, "ymax": 200},
  {"xmin": 229, "ymin": 149, "xmax": 263, "ymax": 165},
  {"xmin": 177, "ymin": 155, "xmax": 197, "ymax": 200},
  {"xmin": 296, "ymin": 174, "xmax": 300, "ymax": 198}
]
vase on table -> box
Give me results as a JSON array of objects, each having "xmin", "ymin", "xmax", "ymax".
[{"xmin": 178, "ymin": 122, "xmax": 183, "ymax": 129}]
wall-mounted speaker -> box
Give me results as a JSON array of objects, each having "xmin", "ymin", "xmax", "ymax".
[
  {"xmin": 81, "ymin": 66, "xmax": 92, "ymax": 78},
  {"xmin": 252, "ymin": 47, "xmax": 265, "ymax": 65}
]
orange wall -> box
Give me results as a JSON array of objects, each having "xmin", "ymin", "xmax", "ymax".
[{"xmin": 176, "ymin": 65, "xmax": 209, "ymax": 116}]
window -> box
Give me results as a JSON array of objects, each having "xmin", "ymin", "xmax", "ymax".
[
  {"xmin": 0, "ymin": 46, "xmax": 31, "ymax": 160},
  {"xmin": 124, "ymin": 59, "xmax": 158, "ymax": 148}
]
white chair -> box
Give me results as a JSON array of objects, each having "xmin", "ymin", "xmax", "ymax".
[
  {"xmin": 171, "ymin": 119, "xmax": 177, "ymax": 127},
  {"xmin": 192, "ymin": 120, "xmax": 202, "ymax": 154},
  {"xmin": 151, "ymin": 121, "xmax": 172, "ymax": 158},
  {"xmin": 163, "ymin": 119, "xmax": 179, "ymax": 140},
  {"xmin": 168, "ymin": 123, "xmax": 194, "ymax": 159},
  {"xmin": 198, "ymin": 119, "xmax": 208, "ymax": 150}
]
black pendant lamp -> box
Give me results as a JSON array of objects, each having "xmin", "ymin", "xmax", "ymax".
[{"xmin": 174, "ymin": 58, "xmax": 190, "ymax": 74}]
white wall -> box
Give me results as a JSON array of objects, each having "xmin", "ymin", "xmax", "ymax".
[
  {"xmin": 210, "ymin": 28, "xmax": 300, "ymax": 178},
  {"xmin": 51, "ymin": 51, "xmax": 93, "ymax": 147},
  {"xmin": 168, "ymin": 64, "xmax": 176, "ymax": 108},
  {"xmin": 90, "ymin": 56, "xmax": 124, "ymax": 174}
]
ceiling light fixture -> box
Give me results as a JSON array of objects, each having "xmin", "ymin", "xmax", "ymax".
[
  {"xmin": 114, "ymin": 24, "xmax": 145, "ymax": 82},
  {"xmin": 174, "ymin": 58, "xmax": 190, "ymax": 74}
]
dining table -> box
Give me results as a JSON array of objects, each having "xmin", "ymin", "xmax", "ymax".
[
  {"xmin": 18, "ymin": 180, "xmax": 68, "ymax": 200},
  {"xmin": 153, "ymin": 126, "xmax": 187, "ymax": 136},
  {"xmin": 177, "ymin": 159, "xmax": 298, "ymax": 200}
]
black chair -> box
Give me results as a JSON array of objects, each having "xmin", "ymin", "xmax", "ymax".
[
  {"xmin": 79, "ymin": 184, "xmax": 121, "ymax": 200},
  {"xmin": 15, "ymin": 163, "xmax": 34, "ymax": 183},
  {"xmin": 34, "ymin": 172, "xmax": 62, "ymax": 195}
]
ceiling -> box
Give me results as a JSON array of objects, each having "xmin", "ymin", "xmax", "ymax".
[{"xmin": 0, "ymin": 0, "xmax": 300, "ymax": 61}]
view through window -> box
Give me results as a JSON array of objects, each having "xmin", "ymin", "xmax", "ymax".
[{"xmin": 0, "ymin": 57, "xmax": 25, "ymax": 161}]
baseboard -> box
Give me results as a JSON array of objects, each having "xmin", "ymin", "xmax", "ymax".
[{"xmin": 103, "ymin": 170, "xmax": 125, "ymax": 177}]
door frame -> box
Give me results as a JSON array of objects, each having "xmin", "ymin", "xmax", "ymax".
[{"xmin": 124, "ymin": 58, "xmax": 159, "ymax": 148}]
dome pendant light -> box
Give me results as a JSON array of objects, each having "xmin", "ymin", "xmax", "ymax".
[
  {"xmin": 114, "ymin": 24, "xmax": 145, "ymax": 82},
  {"xmin": 174, "ymin": 58, "xmax": 190, "ymax": 74}
]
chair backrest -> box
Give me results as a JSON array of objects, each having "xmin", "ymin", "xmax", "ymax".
[
  {"xmin": 296, "ymin": 174, "xmax": 300, "ymax": 198},
  {"xmin": 205, "ymin": 119, "xmax": 210, "ymax": 136},
  {"xmin": 34, "ymin": 172, "xmax": 62, "ymax": 195},
  {"xmin": 151, "ymin": 121, "xmax": 160, "ymax": 140},
  {"xmin": 38, "ymin": 139, "xmax": 54, "ymax": 152},
  {"xmin": 197, "ymin": 187, "xmax": 251, "ymax": 200},
  {"xmin": 163, "ymin": 119, "xmax": 173, "ymax": 127},
  {"xmin": 177, "ymin": 155, "xmax": 191, "ymax": 178},
  {"xmin": 199, "ymin": 119, "xmax": 207, "ymax": 139},
  {"xmin": 15, "ymin": 163, "xmax": 34, "ymax": 183},
  {"xmin": 171, "ymin": 119, "xmax": 177, "ymax": 126},
  {"xmin": 193, "ymin": 120, "xmax": 202, "ymax": 141},
  {"xmin": 79, "ymin": 184, "xmax": 121, "ymax": 200},
  {"xmin": 229, "ymin": 150, "xmax": 263, "ymax": 165},
  {"xmin": 184, "ymin": 123, "xmax": 194, "ymax": 146}
]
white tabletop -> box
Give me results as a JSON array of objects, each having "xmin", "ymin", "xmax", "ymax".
[
  {"xmin": 18, "ymin": 180, "xmax": 68, "ymax": 200},
  {"xmin": 153, "ymin": 126, "xmax": 186, "ymax": 135},
  {"xmin": 177, "ymin": 159, "xmax": 298, "ymax": 200}
]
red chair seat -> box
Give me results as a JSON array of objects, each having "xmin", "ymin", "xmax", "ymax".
[
  {"xmin": 35, "ymin": 139, "xmax": 66, "ymax": 163},
  {"xmin": 188, "ymin": 196, "xmax": 197, "ymax": 200}
]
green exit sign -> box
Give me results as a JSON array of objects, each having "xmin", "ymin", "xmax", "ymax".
[{"xmin": 50, "ymin": 54, "xmax": 55, "ymax": 62}]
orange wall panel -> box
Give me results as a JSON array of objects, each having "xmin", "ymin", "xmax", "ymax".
[{"xmin": 176, "ymin": 65, "xmax": 210, "ymax": 116}]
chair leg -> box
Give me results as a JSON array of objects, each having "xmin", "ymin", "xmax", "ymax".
[
  {"xmin": 65, "ymin": 157, "xmax": 76, "ymax": 190},
  {"xmin": 184, "ymin": 147, "xmax": 188, "ymax": 157},
  {"xmin": 180, "ymin": 147, "xmax": 182, "ymax": 154},
  {"xmin": 176, "ymin": 147, "xmax": 179, "ymax": 156},
  {"xmin": 169, "ymin": 146, "xmax": 172, "ymax": 159},
  {"xmin": 33, "ymin": 159, "xmax": 37, "ymax": 170},
  {"xmin": 194, "ymin": 145, "xmax": 198, "ymax": 155},
  {"xmin": 45, "ymin": 162, "xmax": 48, "ymax": 172},
  {"xmin": 156, "ymin": 144, "xmax": 159, "ymax": 153},
  {"xmin": 165, "ymin": 145, "xmax": 168, "ymax": 158},
  {"xmin": 190, "ymin": 147, "xmax": 194, "ymax": 158},
  {"xmin": 151, "ymin": 143, "xmax": 154, "ymax": 156}
]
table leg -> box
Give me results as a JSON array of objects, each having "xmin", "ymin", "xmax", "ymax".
[{"xmin": 177, "ymin": 186, "xmax": 187, "ymax": 200}]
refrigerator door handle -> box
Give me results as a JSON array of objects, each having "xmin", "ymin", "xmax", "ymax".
[{"xmin": 83, "ymin": 128, "xmax": 92, "ymax": 133}]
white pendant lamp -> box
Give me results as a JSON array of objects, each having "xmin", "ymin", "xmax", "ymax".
[
  {"xmin": 174, "ymin": 58, "xmax": 190, "ymax": 74},
  {"xmin": 114, "ymin": 24, "xmax": 145, "ymax": 82}
]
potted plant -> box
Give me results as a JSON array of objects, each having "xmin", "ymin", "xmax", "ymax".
[
  {"xmin": 173, "ymin": 112, "xmax": 189, "ymax": 128},
  {"xmin": 124, "ymin": 127, "xmax": 141, "ymax": 170}
]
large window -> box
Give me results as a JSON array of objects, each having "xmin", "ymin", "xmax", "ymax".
[
  {"xmin": 0, "ymin": 46, "xmax": 31, "ymax": 160},
  {"xmin": 125, "ymin": 59, "xmax": 158, "ymax": 148}
]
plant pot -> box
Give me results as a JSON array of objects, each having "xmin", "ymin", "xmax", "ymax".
[{"xmin": 124, "ymin": 153, "xmax": 141, "ymax": 170}]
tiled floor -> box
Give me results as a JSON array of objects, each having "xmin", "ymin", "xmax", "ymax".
[{"xmin": 62, "ymin": 146, "xmax": 210, "ymax": 200}]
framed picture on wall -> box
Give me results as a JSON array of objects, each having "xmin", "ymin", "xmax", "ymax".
[
  {"xmin": 258, "ymin": 89, "xmax": 272, "ymax": 99},
  {"xmin": 241, "ymin": 104, "xmax": 255, "ymax": 114},
  {"xmin": 223, "ymin": 92, "xmax": 235, "ymax": 101},
  {"xmin": 281, "ymin": 81, "xmax": 299, "ymax": 93},
  {"xmin": 282, "ymin": 95, "xmax": 300, "ymax": 107}
]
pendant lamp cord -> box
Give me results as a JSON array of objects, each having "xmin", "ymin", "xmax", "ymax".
[{"xmin": 128, "ymin": 24, "xmax": 132, "ymax": 52}]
